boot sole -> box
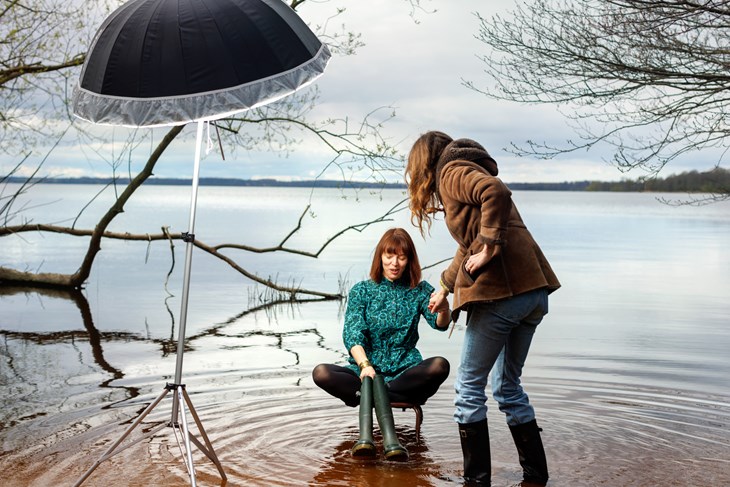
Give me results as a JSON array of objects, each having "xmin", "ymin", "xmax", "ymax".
[
  {"xmin": 351, "ymin": 442, "xmax": 377, "ymax": 457},
  {"xmin": 384, "ymin": 446, "xmax": 408, "ymax": 461}
]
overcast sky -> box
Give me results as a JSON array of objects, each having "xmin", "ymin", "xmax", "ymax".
[
  {"xmin": 5, "ymin": 0, "xmax": 705, "ymax": 184},
  {"xmin": 235, "ymin": 0, "xmax": 626, "ymax": 184}
]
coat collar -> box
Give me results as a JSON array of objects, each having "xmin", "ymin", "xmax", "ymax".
[{"xmin": 435, "ymin": 138, "xmax": 498, "ymax": 195}]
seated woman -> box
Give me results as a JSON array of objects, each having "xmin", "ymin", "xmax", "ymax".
[{"xmin": 312, "ymin": 227, "xmax": 451, "ymax": 460}]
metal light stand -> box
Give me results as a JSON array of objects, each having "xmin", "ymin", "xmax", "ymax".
[{"xmin": 75, "ymin": 121, "xmax": 226, "ymax": 486}]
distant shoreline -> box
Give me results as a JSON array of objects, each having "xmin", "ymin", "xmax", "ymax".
[
  {"xmin": 5, "ymin": 176, "xmax": 593, "ymax": 191},
  {"xmin": 6, "ymin": 167, "xmax": 728, "ymax": 193}
]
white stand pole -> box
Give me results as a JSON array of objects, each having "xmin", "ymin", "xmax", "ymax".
[{"xmin": 74, "ymin": 121, "xmax": 226, "ymax": 486}]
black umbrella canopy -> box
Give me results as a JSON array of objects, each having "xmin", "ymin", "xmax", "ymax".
[{"xmin": 72, "ymin": 0, "xmax": 331, "ymax": 127}]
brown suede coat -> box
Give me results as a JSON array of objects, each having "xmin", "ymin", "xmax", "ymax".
[{"xmin": 437, "ymin": 158, "xmax": 560, "ymax": 321}]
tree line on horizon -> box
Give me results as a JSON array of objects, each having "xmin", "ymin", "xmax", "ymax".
[
  {"xmin": 581, "ymin": 167, "xmax": 730, "ymax": 193},
  {"xmin": 7, "ymin": 166, "xmax": 728, "ymax": 193},
  {"xmin": 509, "ymin": 167, "xmax": 729, "ymax": 193}
]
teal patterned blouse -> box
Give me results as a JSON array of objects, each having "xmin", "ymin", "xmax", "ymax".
[{"xmin": 343, "ymin": 278, "xmax": 446, "ymax": 381}]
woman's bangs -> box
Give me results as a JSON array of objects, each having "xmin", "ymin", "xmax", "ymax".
[{"xmin": 383, "ymin": 237, "xmax": 409, "ymax": 257}]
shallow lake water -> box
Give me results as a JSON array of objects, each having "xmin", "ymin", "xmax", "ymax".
[{"xmin": 1, "ymin": 185, "xmax": 729, "ymax": 486}]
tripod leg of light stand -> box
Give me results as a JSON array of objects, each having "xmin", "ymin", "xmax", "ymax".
[
  {"xmin": 175, "ymin": 386, "xmax": 198, "ymax": 487},
  {"xmin": 181, "ymin": 386, "xmax": 227, "ymax": 480},
  {"xmin": 73, "ymin": 387, "xmax": 171, "ymax": 487},
  {"xmin": 169, "ymin": 384, "xmax": 227, "ymax": 484}
]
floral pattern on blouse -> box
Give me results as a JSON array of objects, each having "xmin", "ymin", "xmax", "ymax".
[{"xmin": 342, "ymin": 278, "xmax": 445, "ymax": 381}]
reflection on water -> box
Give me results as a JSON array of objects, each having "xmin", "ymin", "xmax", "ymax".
[
  {"xmin": 1, "ymin": 189, "xmax": 729, "ymax": 486},
  {"xmin": 1, "ymin": 289, "xmax": 728, "ymax": 486},
  {"xmin": 0, "ymin": 287, "xmax": 139, "ymax": 429}
]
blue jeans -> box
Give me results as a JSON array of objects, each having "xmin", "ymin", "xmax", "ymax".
[{"xmin": 454, "ymin": 288, "xmax": 548, "ymax": 426}]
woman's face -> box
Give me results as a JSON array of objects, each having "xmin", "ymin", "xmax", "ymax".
[{"xmin": 381, "ymin": 251, "xmax": 408, "ymax": 281}]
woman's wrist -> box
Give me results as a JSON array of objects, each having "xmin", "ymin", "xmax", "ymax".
[
  {"xmin": 439, "ymin": 278, "xmax": 450, "ymax": 296},
  {"xmin": 358, "ymin": 359, "xmax": 373, "ymax": 370}
]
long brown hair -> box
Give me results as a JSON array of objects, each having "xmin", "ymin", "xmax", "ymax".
[
  {"xmin": 369, "ymin": 228, "xmax": 421, "ymax": 288},
  {"xmin": 405, "ymin": 130, "xmax": 453, "ymax": 235}
]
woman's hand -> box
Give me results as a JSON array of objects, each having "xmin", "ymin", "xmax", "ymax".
[
  {"xmin": 350, "ymin": 345, "xmax": 375, "ymax": 381},
  {"xmin": 359, "ymin": 366, "xmax": 376, "ymax": 380},
  {"xmin": 428, "ymin": 289, "xmax": 449, "ymax": 313},
  {"xmin": 465, "ymin": 244, "xmax": 490, "ymax": 275},
  {"xmin": 350, "ymin": 345, "xmax": 376, "ymax": 380},
  {"xmin": 430, "ymin": 289, "xmax": 452, "ymax": 329}
]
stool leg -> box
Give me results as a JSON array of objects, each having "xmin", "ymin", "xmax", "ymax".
[
  {"xmin": 392, "ymin": 402, "xmax": 425, "ymax": 444},
  {"xmin": 414, "ymin": 405, "xmax": 423, "ymax": 444}
]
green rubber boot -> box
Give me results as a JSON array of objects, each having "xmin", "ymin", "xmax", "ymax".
[
  {"xmin": 373, "ymin": 375, "xmax": 408, "ymax": 461},
  {"xmin": 351, "ymin": 376, "xmax": 376, "ymax": 457}
]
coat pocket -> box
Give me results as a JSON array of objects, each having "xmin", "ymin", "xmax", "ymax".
[
  {"xmin": 456, "ymin": 257, "xmax": 475, "ymax": 287},
  {"xmin": 456, "ymin": 245, "xmax": 483, "ymax": 287}
]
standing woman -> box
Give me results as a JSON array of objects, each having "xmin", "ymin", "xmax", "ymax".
[
  {"xmin": 312, "ymin": 227, "xmax": 451, "ymax": 460},
  {"xmin": 406, "ymin": 131, "xmax": 560, "ymax": 486}
]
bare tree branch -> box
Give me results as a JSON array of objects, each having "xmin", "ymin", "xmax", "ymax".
[
  {"xmin": 0, "ymin": 198, "xmax": 406, "ymax": 296},
  {"xmin": 0, "ymin": 54, "xmax": 85, "ymax": 87},
  {"xmin": 469, "ymin": 0, "xmax": 730, "ymax": 198}
]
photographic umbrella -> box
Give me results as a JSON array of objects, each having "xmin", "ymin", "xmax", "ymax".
[
  {"xmin": 72, "ymin": 0, "xmax": 330, "ymax": 127},
  {"xmin": 71, "ymin": 0, "xmax": 331, "ymax": 485}
]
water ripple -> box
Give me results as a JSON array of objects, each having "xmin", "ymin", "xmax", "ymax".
[{"xmin": 2, "ymin": 371, "xmax": 728, "ymax": 486}]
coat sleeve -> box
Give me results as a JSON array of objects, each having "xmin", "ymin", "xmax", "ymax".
[
  {"xmin": 440, "ymin": 245, "xmax": 466, "ymax": 292},
  {"xmin": 342, "ymin": 282, "xmax": 370, "ymax": 353},
  {"xmin": 441, "ymin": 163, "xmax": 512, "ymax": 245}
]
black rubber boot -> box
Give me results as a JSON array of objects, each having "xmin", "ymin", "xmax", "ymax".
[
  {"xmin": 373, "ymin": 375, "xmax": 408, "ymax": 461},
  {"xmin": 458, "ymin": 419, "xmax": 491, "ymax": 485},
  {"xmin": 508, "ymin": 419, "xmax": 549, "ymax": 485},
  {"xmin": 351, "ymin": 376, "xmax": 376, "ymax": 457}
]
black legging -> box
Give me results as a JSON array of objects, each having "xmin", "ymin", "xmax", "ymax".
[{"xmin": 312, "ymin": 357, "xmax": 450, "ymax": 407}]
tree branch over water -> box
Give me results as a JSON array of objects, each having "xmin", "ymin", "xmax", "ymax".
[
  {"xmin": 218, "ymin": 198, "xmax": 407, "ymax": 257},
  {"xmin": 0, "ymin": 198, "xmax": 404, "ymax": 299},
  {"xmin": 1, "ymin": 0, "xmax": 415, "ymax": 298}
]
